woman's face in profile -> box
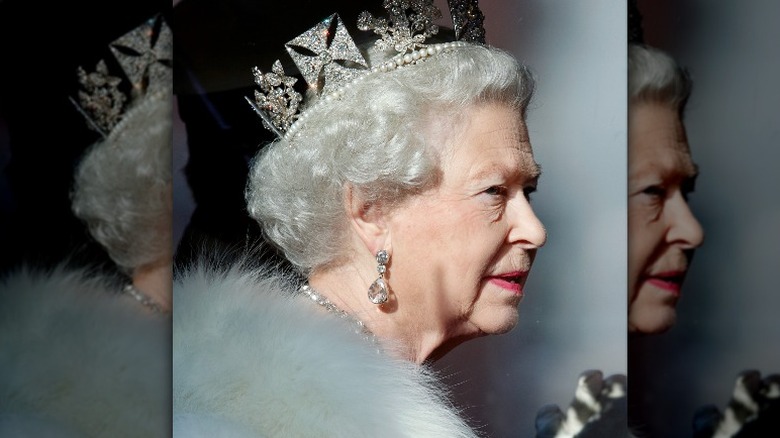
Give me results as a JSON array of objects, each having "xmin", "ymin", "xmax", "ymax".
[
  {"xmin": 384, "ymin": 102, "xmax": 546, "ymax": 338},
  {"xmin": 628, "ymin": 101, "xmax": 704, "ymax": 334}
]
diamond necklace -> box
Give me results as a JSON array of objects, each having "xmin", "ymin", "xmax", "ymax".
[
  {"xmin": 299, "ymin": 284, "xmax": 376, "ymax": 342},
  {"xmin": 123, "ymin": 283, "xmax": 168, "ymax": 315}
]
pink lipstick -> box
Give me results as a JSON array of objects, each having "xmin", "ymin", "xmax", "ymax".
[
  {"xmin": 488, "ymin": 271, "xmax": 527, "ymax": 295},
  {"xmin": 646, "ymin": 271, "xmax": 685, "ymax": 296}
]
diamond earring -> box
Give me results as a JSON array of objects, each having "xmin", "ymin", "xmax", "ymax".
[{"xmin": 367, "ymin": 249, "xmax": 389, "ymax": 304}]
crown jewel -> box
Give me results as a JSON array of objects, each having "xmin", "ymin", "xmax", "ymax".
[
  {"xmin": 248, "ymin": 0, "xmax": 486, "ymax": 139},
  {"xmin": 72, "ymin": 14, "xmax": 172, "ymax": 138},
  {"xmin": 109, "ymin": 14, "xmax": 172, "ymax": 98},
  {"xmin": 286, "ymin": 13, "xmax": 368, "ymax": 94},
  {"xmin": 447, "ymin": 0, "xmax": 486, "ymax": 43},
  {"xmin": 357, "ymin": 0, "xmax": 442, "ymax": 53},
  {"xmin": 251, "ymin": 60, "xmax": 302, "ymax": 137},
  {"xmin": 75, "ymin": 61, "xmax": 128, "ymax": 135}
]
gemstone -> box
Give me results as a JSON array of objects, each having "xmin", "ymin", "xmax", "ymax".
[{"xmin": 368, "ymin": 277, "xmax": 388, "ymax": 304}]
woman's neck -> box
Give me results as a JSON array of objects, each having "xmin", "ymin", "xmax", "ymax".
[
  {"xmin": 308, "ymin": 264, "xmax": 455, "ymax": 365},
  {"xmin": 131, "ymin": 260, "xmax": 172, "ymax": 313}
]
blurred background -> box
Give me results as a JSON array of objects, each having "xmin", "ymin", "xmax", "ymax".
[
  {"xmin": 630, "ymin": 0, "xmax": 780, "ymax": 436},
  {"xmin": 172, "ymin": 0, "xmax": 627, "ymax": 436}
]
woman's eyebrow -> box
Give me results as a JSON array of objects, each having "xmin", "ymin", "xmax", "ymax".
[{"xmin": 469, "ymin": 161, "xmax": 542, "ymax": 184}]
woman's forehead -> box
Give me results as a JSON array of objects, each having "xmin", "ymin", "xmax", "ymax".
[
  {"xmin": 437, "ymin": 103, "xmax": 529, "ymax": 149},
  {"xmin": 432, "ymin": 106, "xmax": 533, "ymax": 179},
  {"xmin": 446, "ymin": 140, "xmax": 539, "ymax": 185}
]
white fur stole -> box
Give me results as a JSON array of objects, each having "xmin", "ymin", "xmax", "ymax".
[
  {"xmin": 173, "ymin": 263, "xmax": 480, "ymax": 438},
  {"xmin": 0, "ymin": 264, "xmax": 171, "ymax": 437}
]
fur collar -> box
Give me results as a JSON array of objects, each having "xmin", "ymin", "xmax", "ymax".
[
  {"xmin": 0, "ymin": 263, "xmax": 171, "ymax": 437},
  {"xmin": 173, "ymin": 263, "xmax": 480, "ymax": 437}
]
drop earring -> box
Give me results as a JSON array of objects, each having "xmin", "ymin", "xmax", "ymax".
[{"xmin": 367, "ymin": 249, "xmax": 389, "ymax": 304}]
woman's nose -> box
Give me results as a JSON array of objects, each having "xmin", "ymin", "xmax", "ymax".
[
  {"xmin": 508, "ymin": 199, "xmax": 547, "ymax": 249},
  {"xmin": 667, "ymin": 193, "xmax": 704, "ymax": 249}
]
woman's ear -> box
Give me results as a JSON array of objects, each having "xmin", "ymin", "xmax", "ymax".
[{"xmin": 344, "ymin": 184, "xmax": 391, "ymax": 256}]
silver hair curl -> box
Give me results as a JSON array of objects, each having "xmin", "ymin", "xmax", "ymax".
[
  {"xmin": 246, "ymin": 44, "xmax": 535, "ymax": 275},
  {"xmin": 628, "ymin": 43, "xmax": 692, "ymax": 116},
  {"xmin": 71, "ymin": 89, "xmax": 173, "ymax": 274}
]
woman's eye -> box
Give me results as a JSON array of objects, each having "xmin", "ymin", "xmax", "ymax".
[
  {"xmin": 483, "ymin": 186, "xmax": 508, "ymax": 197},
  {"xmin": 642, "ymin": 185, "xmax": 666, "ymax": 198}
]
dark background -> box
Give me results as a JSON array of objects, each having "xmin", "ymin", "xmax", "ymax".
[{"xmin": 0, "ymin": 0, "xmax": 171, "ymax": 275}]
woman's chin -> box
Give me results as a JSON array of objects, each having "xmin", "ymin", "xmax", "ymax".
[
  {"xmin": 474, "ymin": 307, "xmax": 520, "ymax": 335},
  {"xmin": 628, "ymin": 309, "xmax": 676, "ymax": 335}
]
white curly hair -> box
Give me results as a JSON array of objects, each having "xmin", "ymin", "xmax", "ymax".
[
  {"xmin": 628, "ymin": 43, "xmax": 692, "ymax": 116},
  {"xmin": 71, "ymin": 89, "xmax": 172, "ymax": 274}
]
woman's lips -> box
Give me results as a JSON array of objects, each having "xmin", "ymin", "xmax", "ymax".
[
  {"xmin": 488, "ymin": 272, "xmax": 527, "ymax": 295},
  {"xmin": 646, "ymin": 271, "xmax": 686, "ymax": 296}
]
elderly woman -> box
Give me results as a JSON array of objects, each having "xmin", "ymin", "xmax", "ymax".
[
  {"xmin": 173, "ymin": 1, "xmax": 545, "ymax": 436},
  {"xmin": 71, "ymin": 87, "xmax": 173, "ymax": 314},
  {"xmin": 627, "ymin": 42, "xmax": 705, "ymax": 335},
  {"xmin": 627, "ymin": 42, "xmax": 704, "ymax": 436},
  {"xmin": 0, "ymin": 16, "xmax": 172, "ymax": 435},
  {"xmin": 628, "ymin": 42, "xmax": 779, "ymax": 437}
]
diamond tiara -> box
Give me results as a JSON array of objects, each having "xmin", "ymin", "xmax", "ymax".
[
  {"xmin": 71, "ymin": 14, "xmax": 172, "ymax": 138},
  {"xmin": 246, "ymin": 0, "xmax": 486, "ymax": 140}
]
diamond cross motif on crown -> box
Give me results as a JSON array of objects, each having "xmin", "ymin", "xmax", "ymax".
[
  {"xmin": 285, "ymin": 13, "xmax": 368, "ymax": 95},
  {"xmin": 247, "ymin": 0, "xmax": 487, "ymax": 139},
  {"xmin": 109, "ymin": 14, "xmax": 172, "ymax": 97}
]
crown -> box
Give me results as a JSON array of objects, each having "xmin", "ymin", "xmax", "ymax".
[
  {"xmin": 246, "ymin": 0, "xmax": 486, "ymax": 140},
  {"xmin": 71, "ymin": 14, "xmax": 172, "ymax": 138}
]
